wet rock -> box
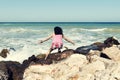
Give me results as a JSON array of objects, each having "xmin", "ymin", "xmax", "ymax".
[
  {"xmin": 75, "ymin": 37, "xmax": 120, "ymax": 55},
  {"xmin": 0, "ymin": 48, "xmax": 16, "ymax": 58},
  {"xmin": 74, "ymin": 45, "xmax": 100, "ymax": 55},
  {"xmin": 0, "ymin": 49, "xmax": 9, "ymax": 58},
  {"xmin": 22, "ymin": 55, "xmax": 39, "ymax": 69},
  {"xmin": 74, "ymin": 37, "xmax": 120, "ymax": 62},
  {"xmin": 104, "ymin": 36, "xmax": 120, "ymax": 47},
  {"xmin": 0, "ymin": 61, "xmax": 23, "ymax": 80},
  {"xmin": 47, "ymin": 49, "xmax": 74, "ymax": 61},
  {"xmin": 22, "ymin": 49, "xmax": 75, "ymax": 66}
]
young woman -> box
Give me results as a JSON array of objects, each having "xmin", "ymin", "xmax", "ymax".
[{"xmin": 39, "ymin": 26, "xmax": 75, "ymax": 60}]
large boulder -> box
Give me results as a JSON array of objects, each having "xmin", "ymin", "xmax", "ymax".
[
  {"xmin": 74, "ymin": 45, "xmax": 100, "ymax": 55},
  {"xmin": 22, "ymin": 49, "xmax": 75, "ymax": 66},
  {"xmin": 23, "ymin": 53, "xmax": 120, "ymax": 80},
  {"xmin": 75, "ymin": 37, "xmax": 120, "ymax": 55},
  {"xmin": 102, "ymin": 45, "xmax": 120, "ymax": 62},
  {"xmin": 0, "ymin": 61, "xmax": 23, "ymax": 80},
  {"xmin": 74, "ymin": 37, "xmax": 120, "ymax": 61}
]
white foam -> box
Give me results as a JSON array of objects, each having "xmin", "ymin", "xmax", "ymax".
[
  {"xmin": 80, "ymin": 28, "xmax": 107, "ymax": 32},
  {"xmin": 0, "ymin": 25, "xmax": 120, "ymax": 63},
  {"xmin": 9, "ymin": 28, "xmax": 27, "ymax": 33}
]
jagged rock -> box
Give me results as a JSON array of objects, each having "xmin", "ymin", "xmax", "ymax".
[
  {"xmin": 75, "ymin": 37, "xmax": 120, "ymax": 55},
  {"xmin": 0, "ymin": 61, "xmax": 23, "ymax": 80},
  {"xmin": 0, "ymin": 48, "xmax": 16, "ymax": 58},
  {"xmin": 47, "ymin": 49, "xmax": 74, "ymax": 61},
  {"xmin": 74, "ymin": 45, "xmax": 100, "ymax": 55},
  {"xmin": 100, "ymin": 53, "xmax": 111, "ymax": 59},
  {"xmin": 0, "ymin": 70, "xmax": 8, "ymax": 80},
  {"xmin": 23, "ymin": 54, "xmax": 88, "ymax": 80},
  {"xmin": 104, "ymin": 36, "xmax": 120, "ymax": 47},
  {"xmin": 102, "ymin": 45, "xmax": 120, "ymax": 62},
  {"xmin": 74, "ymin": 37, "xmax": 120, "ymax": 62},
  {"xmin": 22, "ymin": 49, "xmax": 75, "ymax": 66},
  {"xmin": 86, "ymin": 50, "xmax": 111, "ymax": 63},
  {"xmin": 23, "ymin": 53, "xmax": 120, "ymax": 80},
  {"xmin": 22, "ymin": 55, "xmax": 39, "ymax": 69},
  {"xmin": 0, "ymin": 49, "xmax": 9, "ymax": 58},
  {"xmin": 36, "ymin": 54, "xmax": 46, "ymax": 59}
]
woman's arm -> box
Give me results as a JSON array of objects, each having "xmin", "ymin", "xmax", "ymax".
[
  {"xmin": 63, "ymin": 35, "xmax": 75, "ymax": 45},
  {"xmin": 39, "ymin": 34, "xmax": 53, "ymax": 43}
]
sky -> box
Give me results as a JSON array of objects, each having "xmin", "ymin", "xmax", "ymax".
[{"xmin": 0, "ymin": 0, "xmax": 120, "ymax": 22}]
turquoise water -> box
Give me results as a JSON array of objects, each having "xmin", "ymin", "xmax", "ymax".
[{"xmin": 0, "ymin": 22, "xmax": 120, "ymax": 62}]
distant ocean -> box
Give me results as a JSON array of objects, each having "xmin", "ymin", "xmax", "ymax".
[{"xmin": 0, "ymin": 22, "xmax": 120, "ymax": 63}]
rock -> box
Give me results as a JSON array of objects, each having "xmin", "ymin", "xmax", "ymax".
[
  {"xmin": 104, "ymin": 36, "xmax": 120, "ymax": 47},
  {"xmin": 22, "ymin": 55, "xmax": 39, "ymax": 69},
  {"xmin": 0, "ymin": 61, "xmax": 23, "ymax": 80},
  {"xmin": 100, "ymin": 53, "xmax": 111, "ymax": 59},
  {"xmin": 74, "ymin": 45, "xmax": 100, "ymax": 55},
  {"xmin": 0, "ymin": 48, "xmax": 16, "ymax": 58},
  {"xmin": 47, "ymin": 49, "xmax": 74, "ymax": 61},
  {"xmin": 36, "ymin": 54, "xmax": 46, "ymax": 59},
  {"xmin": 74, "ymin": 37, "xmax": 120, "ymax": 62},
  {"xmin": 0, "ymin": 49, "xmax": 9, "ymax": 58},
  {"xmin": 102, "ymin": 45, "xmax": 120, "ymax": 62},
  {"xmin": 0, "ymin": 70, "xmax": 8, "ymax": 80},
  {"xmin": 23, "ymin": 54, "xmax": 88, "ymax": 80},
  {"xmin": 22, "ymin": 49, "xmax": 75, "ymax": 66},
  {"xmin": 23, "ymin": 53, "xmax": 120, "ymax": 80}
]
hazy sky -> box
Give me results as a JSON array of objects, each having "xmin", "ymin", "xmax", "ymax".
[{"xmin": 0, "ymin": 0, "xmax": 120, "ymax": 22}]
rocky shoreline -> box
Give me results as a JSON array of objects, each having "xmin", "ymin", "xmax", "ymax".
[{"xmin": 0, "ymin": 37, "xmax": 120, "ymax": 80}]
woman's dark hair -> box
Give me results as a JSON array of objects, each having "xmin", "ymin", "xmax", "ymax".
[{"xmin": 54, "ymin": 26, "xmax": 63, "ymax": 35}]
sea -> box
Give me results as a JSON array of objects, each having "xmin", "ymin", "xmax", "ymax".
[{"xmin": 0, "ymin": 22, "xmax": 120, "ymax": 63}]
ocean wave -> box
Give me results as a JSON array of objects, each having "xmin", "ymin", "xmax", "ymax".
[
  {"xmin": 7, "ymin": 28, "xmax": 41, "ymax": 33},
  {"xmin": 79, "ymin": 28, "xmax": 120, "ymax": 33},
  {"xmin": 105, "ymin": 28, "xmax": 120, "ymax": 33},
  {"xmin": 9, "ymin": 28, "xmax": 27, "ymax": 32},
  {"xmin": 64, "ymin": 28, "xmax": 106, "ymax": 33},
  {"xmin": 80, "ymin": 28, "xmax": 107, "ymax": 32}
]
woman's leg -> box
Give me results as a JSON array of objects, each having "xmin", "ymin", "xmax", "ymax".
[
  {"xmin": 58, "ymin": 44, "xmax": 63, "ymax": 53},
  {"xmin": 45, "ymin": 48, "xmax": 53, "ymax": 60},
  {"xmin": 58, "ymin": 48, "xmax": 61, "ymax": 53}
]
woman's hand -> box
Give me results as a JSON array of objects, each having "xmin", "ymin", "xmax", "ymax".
[{"xmin": 39, "ymin": 40, "xmax": 43, "ymax": 44}]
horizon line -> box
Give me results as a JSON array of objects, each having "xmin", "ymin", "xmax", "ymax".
[{"xmin": 0, "ymin": 21, "xmax": 120, "ymax": 23}]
